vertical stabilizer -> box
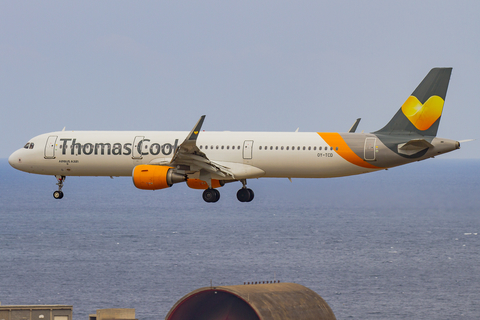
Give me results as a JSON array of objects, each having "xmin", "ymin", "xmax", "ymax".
[{"xmin": 375, "ymin": 68, "xmax": 452, "ymax": 137}]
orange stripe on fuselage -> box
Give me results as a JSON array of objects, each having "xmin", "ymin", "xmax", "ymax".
[{"xmin": 317, "ymin": 132, "xmax": 379, "ymax": 169}]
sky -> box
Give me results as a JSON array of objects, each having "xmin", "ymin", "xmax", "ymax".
[{"xmin": 1, "ymin": 1, "xmax": 479, "ymax": 159}]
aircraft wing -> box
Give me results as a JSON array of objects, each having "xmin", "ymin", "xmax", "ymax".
[{"xmin": 168, "ymin": 115, "xmax": 235, "ymax": 179}]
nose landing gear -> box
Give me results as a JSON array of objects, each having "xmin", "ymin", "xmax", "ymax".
[{"xmin": 53, "ymin": 175, "xmax": 65, "ymax": 199}]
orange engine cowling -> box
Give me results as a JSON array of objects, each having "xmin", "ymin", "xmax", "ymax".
[
  {"xmin": 133, "ymin": 165, "xmax": 186, "ymax": 190},
  {"xmin": 186, "ymin": 179, "xmax": 225, "ymax": 189}
]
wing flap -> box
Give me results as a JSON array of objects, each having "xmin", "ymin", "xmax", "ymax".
[{"xmin": 213, "ymin": 161, "xmax": 265, "ymax": 179}]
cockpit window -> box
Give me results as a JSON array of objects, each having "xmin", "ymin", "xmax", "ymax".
[
  {"xmin": 23, "ymin": 142, "xmax": 34, "ymax": 149},
  {"xmin": 29, "ymin": 143, "xmax": 34, "ymax": 149},
  {"xmin": 24, "ymin": 143, "xmax": 30, "ymax": 149}
]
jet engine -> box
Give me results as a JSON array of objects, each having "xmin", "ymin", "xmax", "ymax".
[{"xmin": 133, "ymin": 165, "xmax": 185, "ymax": 190}]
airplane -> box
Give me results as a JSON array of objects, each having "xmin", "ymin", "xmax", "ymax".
[{"xmin": 9, "ymin": 68, "xmax": 460, "ymax": 203}]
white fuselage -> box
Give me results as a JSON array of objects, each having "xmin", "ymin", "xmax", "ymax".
[{"xmin": 9, "ymin": 130, "xmax": 379, "ymax": 179}]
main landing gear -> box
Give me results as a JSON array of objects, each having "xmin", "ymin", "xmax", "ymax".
[
  {"xmin": 53, "ymin": 175, "xmax": 65, "ymax": 199},
  {"xmin": 237, "ymin": 179, "xmax": 254, "ymax": 202},
  {"xmin": 202, "ymin": 180, "xmax": 254, "ymax": 203},
  {"xmin": 203, "ymin": 188, "xmax": 220, "ymax": 203}
]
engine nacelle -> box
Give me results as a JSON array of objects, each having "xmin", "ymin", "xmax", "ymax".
[
  {"xmin": 186, "ymin": 179, "xmax": 225, "ymax": 189},
  {"xmin": 133, "ymin": 165, "xmax": 185, "ymax": 190}
]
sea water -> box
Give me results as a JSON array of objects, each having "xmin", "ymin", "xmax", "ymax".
[{"xmin": 1, "ymin": 159, "xmax": 479, "ymax": 319}]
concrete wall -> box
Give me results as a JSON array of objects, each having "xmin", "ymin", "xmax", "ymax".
[
  {"xmin": 0, "ymin": 305, "xmax": 72, "ymax": 320},
  {"xmin": 89, "ymin": 309, "xmax": 136, "ymax": 320}
]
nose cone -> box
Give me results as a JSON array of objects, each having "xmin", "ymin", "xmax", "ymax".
[{"xmin": 9, "ymin": 149, "xmax": 23, "ymax": 170}]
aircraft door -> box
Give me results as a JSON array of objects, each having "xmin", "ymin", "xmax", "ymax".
[
  {"xmin": 364, "ymin": 137, "xmax": 376, "ymax": 161},
  {"xmin": 44, "ymin": 135, "xmax": 58, "ymax": 159},
  {"xmin": 243, "ymin": 140, "xmax": 253, "ymax": 159},
  {"xmin": 132, "ymin": 136, "xmax": 144, "ymax": 159}
]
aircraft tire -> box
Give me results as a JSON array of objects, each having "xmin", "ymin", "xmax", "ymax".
[
  {"xmin": 53, "ymin": 191, "xmax": 64, "ymax": 199},
  {"xmin": 214, "ymin": 189, "xmax": 220, "ymax": 202},
  {"xmin": 237, "ymin": 188, "xmax": 254, "ymax": 202},
  {"xmin": 246, "ymin": 188, "xmax": 254, "ymax": 202},
  {"xmin": 203, "ymin": 188, "xmax": 220, "ymax": 203}
]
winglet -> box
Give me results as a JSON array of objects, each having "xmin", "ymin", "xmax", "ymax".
[
  {"xmin": 171, "ymin": 115, "xmax": 206, "ymax": 163},
  {"xmin": 348, "ymin": 118, "xmax": 361, "ymax": 133},
  {"xmin": 187, "ymin": 115, "xmax": 206, "ymax": 141}
]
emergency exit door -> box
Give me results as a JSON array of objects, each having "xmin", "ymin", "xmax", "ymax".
[
  {"xmin": 44, "ymin": 136, "xmax": 58, "ymax": 159},
  {"xmin": 243, "ymin": 140, "xmax": 254, "ymax": 159},
  {"xmin": 364, "ymin": 137, "xmax": 376, "ymax": 161}
]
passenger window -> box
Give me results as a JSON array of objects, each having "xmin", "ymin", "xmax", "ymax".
[
  {"xmin": 276, "ymin": 146, "xmax": 278, "ymax": 150},
  {"xmin": 200, "ymin": 145, "xmax": 203, "ymax": 149},
  {"xmin": 336, "ymin": 147, "xmax": 338, "ymax": 151},
  {"xmin": 308, "ymin": 146, "xmax": 311, "ymax": 150},
  {"xmin": 303, "ymin": 146, "xmax": 305, "ymax": 150},
  {"xmin": 314, "ymin": 147, "xmax": 317, "ymax": 150},
  {"xmin": 227, "ymin": 146, "xmax": 229, "ymax": 150},
  {"xmin": 330, "ymin": 147, "xmax": 333, "ymax": 151},
  {"xmin": 270, "ymin": 146, "xmax": 273, "ymax": 150},
  {"xmin": 281, "ymin": 146, "xmax": 284, "ymax": 150},
  {"xmin": 286, "ymin": 146, "xmax": 289, "ymax": 150},
  {"xmin": 221, "ymin": 146, "xmax": 224, "ymax": 149},
  {"xmin": 259, "ymin": 146, "xmax": 262, "ymax": 150}
]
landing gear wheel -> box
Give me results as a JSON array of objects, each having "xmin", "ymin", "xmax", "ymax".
[
  {"xmin": 53, "ymin": 190, "xmax": 64, "ymax": 199},
  {"xmin": 237, "ymin": 188, "xmax": 254, "ymax": 202},
  {"xmin": 203, "ymin": 188, "xmax": 220, "ymax": 203},
  {"xmin": 53, "ymin": 175, "xmax": 66, "ymax": 199},
  {"xmin": 245, "ymin": 188, "xmax": 254, "ymax": 202}
]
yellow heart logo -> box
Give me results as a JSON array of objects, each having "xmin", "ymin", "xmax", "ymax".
[{"xmin": 401, "ymin": 95, "xmax": 444, "ymax": 131}]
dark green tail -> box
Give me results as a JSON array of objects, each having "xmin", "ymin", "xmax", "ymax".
[{"xmin": 375, "ymin": 68, "xmax": 452, "ymax": 137}]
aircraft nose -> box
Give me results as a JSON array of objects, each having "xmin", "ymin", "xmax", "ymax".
[{"xmin": 8, "ymin": 149, "xmax": 22, "ymax": 169}]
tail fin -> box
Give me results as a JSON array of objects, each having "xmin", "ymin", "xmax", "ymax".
[{"xmin": 375, "ymin": 68, "xmax": 452, "ymax": 137}]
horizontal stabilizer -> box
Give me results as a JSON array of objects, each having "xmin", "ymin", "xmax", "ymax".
[{"xmin": 397, "ymin": 139, "xmax": 433, "ymax": 156}]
